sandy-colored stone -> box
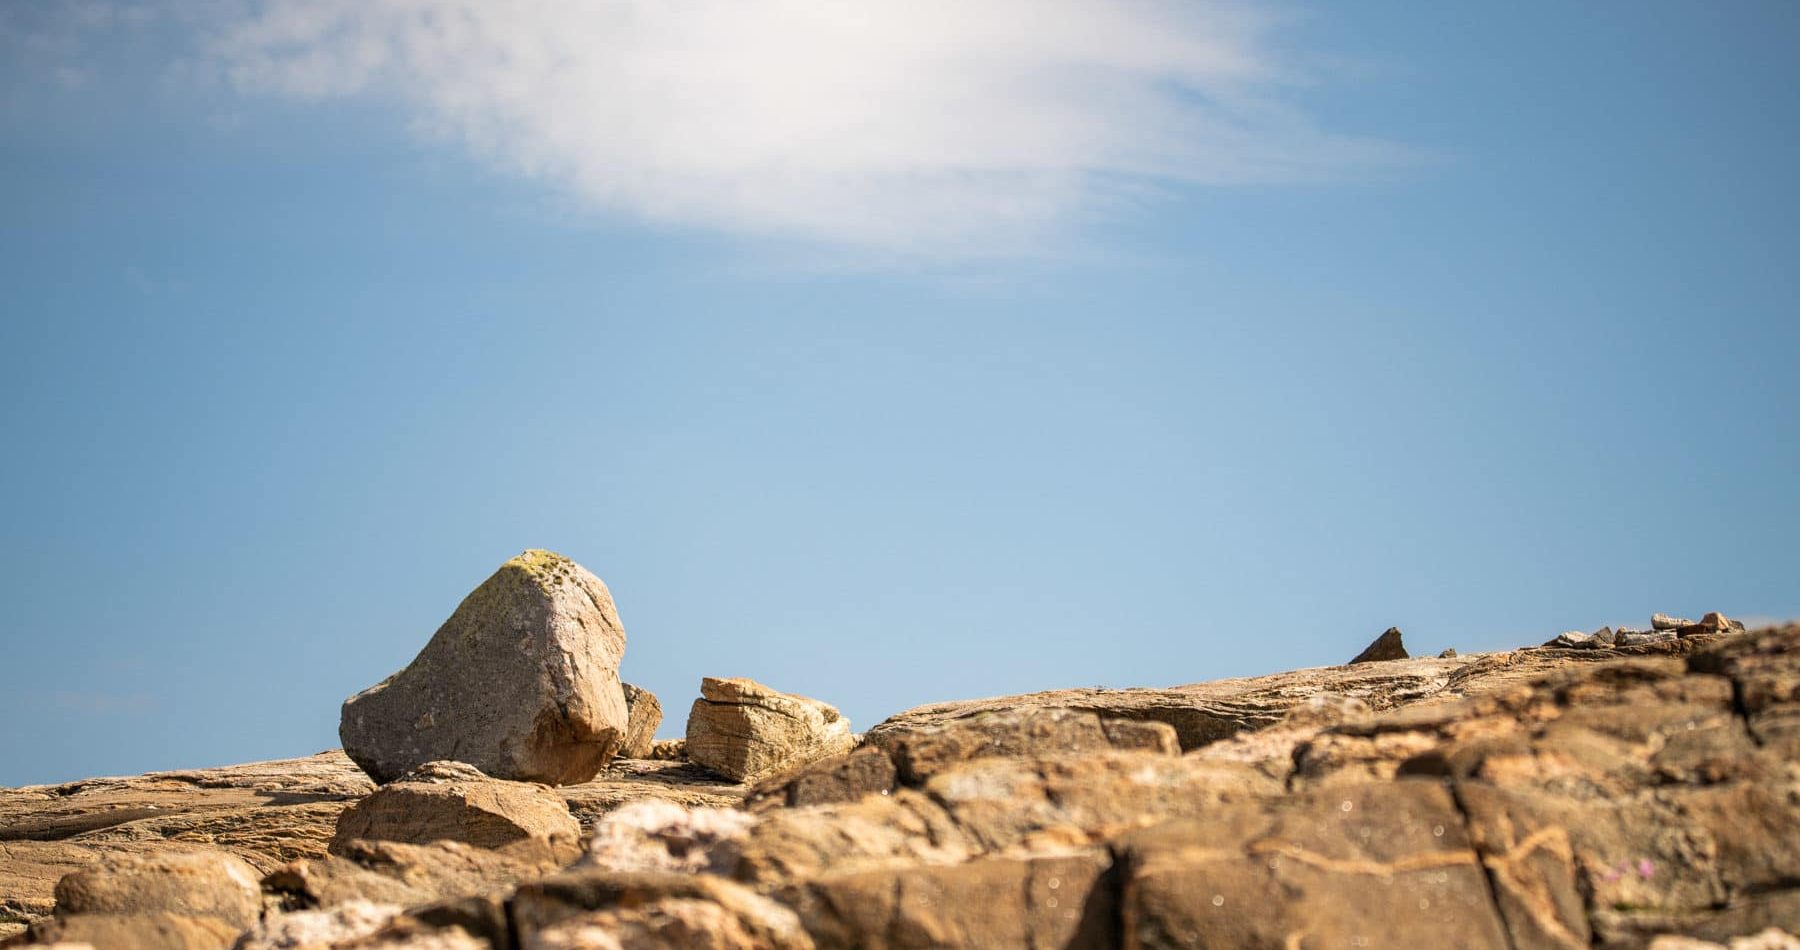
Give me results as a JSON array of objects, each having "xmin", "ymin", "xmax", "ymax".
[
  {"xmin": 556, "ymin": 760, "xmax": 745, "ymax": 829},
  {"xmin": 265, "ymin": 839, "xmax": 554, "ymax": 912},
  {"xmin": 52, "ymin": 850, "xmax": 261, "ymax": 929},
  {"xmin": 618, "ymin": 685, "xmax": 663, "ymax": 760},
  {"xmin": 866, "ymin": 706, "xmax": 1178, "ymax": 785},
  {"xmin": 511, "ymin": 870, "xmax": 811, "ymax": 950},
  {"xmin": 330, "ymin": 761, "xmax": 581, "ymax": 865},
  {"xmin": 17, "ymin": 912, "xmax": 240, "ymax": 950},
  {"xmin": 340, "ymin": 551, "xmax": 630, "ymax": 786},
  {"xmin": 582, "ymin": 800, "xmax": 756, "ymax": 876},
  {"xmin": 685, "ymin": 679, "xmax": 855, "ymax": 784}
]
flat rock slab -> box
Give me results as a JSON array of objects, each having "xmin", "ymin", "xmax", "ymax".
[
  {"xmin": 618, "ymin": 683, "xmax": 664, "ymax": 759},
  {"xmin": 340, "ymin": 550, "xmax": 630, "ymax": 786},
  {"xmin": 330, "ymin": 761, "xmax": 582, "ymax": 865},
  {"xmin": 865, "ymin": 656, "xmax": 1476, "ymax": 752},
  {"xmin": 557, "ymin": 759, "xmax": 747, "ymax": 828}
]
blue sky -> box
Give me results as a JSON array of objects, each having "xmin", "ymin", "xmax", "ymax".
[{"xmin": 2, "ymin": 2, "xmax": 1796, "ymax": 786}]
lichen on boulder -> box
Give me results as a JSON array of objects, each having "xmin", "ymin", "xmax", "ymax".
[{"xmin": 339, "ymin": 550, "xmax": 630, "ymax": 786}]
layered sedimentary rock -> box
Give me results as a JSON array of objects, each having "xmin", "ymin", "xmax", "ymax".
[
  {"xmin": 3, "ymin": 616, "xmax": 1794, "ymax": 949},
  {"xmin": 618, "ymin": 684, "xmax": 664, "ymax": 760},
  {"xmin": 685, "ymin": 678, "xmax": 856, "ymax": 784},
  {"xmin": 340, "ymin": 551, "xmax": 630, "ymax": 786},
  {"xmin": 330, "ymin": 761, "xmax": 582, "ymax": 865}
]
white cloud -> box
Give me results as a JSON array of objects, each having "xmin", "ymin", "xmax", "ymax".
[{"xmin": 202, "ymin": 1, "xmax": 1394, "ymax": 255}]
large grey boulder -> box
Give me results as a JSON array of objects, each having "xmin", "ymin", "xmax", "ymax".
[{"xmin": 340, "ymin": 550, "xmax": 630, "ymax": 785}]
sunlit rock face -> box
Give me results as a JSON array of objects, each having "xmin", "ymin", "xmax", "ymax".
[
  {"xmin": 340, "ymin": 550, "xmax": 631, "ymax": 786},
  {"xmin": 3, "ymin": 613, "xmax": 1792, "ymax": 948}
]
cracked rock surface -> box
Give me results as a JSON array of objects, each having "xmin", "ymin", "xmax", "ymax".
[{"xmin": 2, "ymin": 618, "xmax": 1794, "ymax": 949}]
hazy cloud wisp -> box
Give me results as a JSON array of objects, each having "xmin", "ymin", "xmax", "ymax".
[{"xmin": 211, "ymin": 0, "xmax": 1385, "ymax": 255}]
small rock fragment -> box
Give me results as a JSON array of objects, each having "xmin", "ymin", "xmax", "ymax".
[
  {"xmin": 647, "ymin": 739, "xmax": 686, "ymax": 761},
  {"xmin": 618, "ymin": 684, "xmax": 663, "ymax": 759},
  {"xmin": 1545, "ymin": 631, "xmax": 1595, "ymax": 649},
  {"xmin": 1349, "ymin": 627, "xmax": 1409, "ymax": 664},
  {"xmin": 1652, "ymin": 613, "xmax": 1694, "ymax": 631},
  {"xmin": 1617, "ymin": 630, "xmax": 1678, "ymax": 647},
  {"xmin": 1438, "ymin": 648, "xmax": 1458, "ymax": 658},
  {"xmin": 685, "ymin": 678, "xmax": 856, "ymax": 784}
]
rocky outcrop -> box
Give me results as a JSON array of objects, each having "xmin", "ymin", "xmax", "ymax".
[
  {"xmin": 340, "ymin": 551, "xmax": 630, "ymax": 786},
  {"xmin": 618, "ymin": 684, "xmax": 663, "ymax": 760},
  {"xmin": 685, "ymin": 679, "xmax": 855, "ymax": 784},
  {"xmin": 330, "ymin": 762, "xmax": 582, "ymax": 865},
  {"xmin": 3, "ymin": 614, "xmax": 1793, "ymax": 949}
]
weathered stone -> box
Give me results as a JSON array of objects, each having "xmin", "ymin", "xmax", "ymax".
[
  {"xmin": 789, "ymin": 850, "xmax": 1115, "ymax": 950},
  {"xmin": 265, "ymin": 839, "xmax": 553, "ymax": 912},
  {"xmin": 1649, "ymin": 932, "xmax": 1800, "ymax": 950},
  {"xmin": 340, "ymin": 550, "xmax": 630, "ymax": 786},
  {"xmin": 1654, "ymin": 613, "xmax": 1695, "ymax": 631},
  {"xmin": 1350, "ymin": 626, "xmax": 1409, "ymax": 663},
  {"xmin": 619, "ymin": 685, "xmax": 664, "ymax": 760},
  {"xmin": 234, "ymin": 899, "xmax": 402, "ymax": 949},
  {"xmin": 1679, "ymin": 612, "xmax": 1746, "ymax": 638},
  {"xmin": 330, "ymin": 761, "xmax": 581, "ymax": 865},
  {"xmin": 746, "ymin": 747, "xmax": 898, "ymax": 812},
  {"xmin": 867, "ymin": 707, "xmax": 1177, "ymax": 786},
  {"xmin": 51, "ymin": 850, "xmax": 261, "ymax": 929},
  {"xmin": 1691, "ymin": 623, "xmax": 1800, "ymax": 757},
  {"xmin": 685, "ymin": 679, "xmax": 855, "ymax": 784},
  {"xmin": 646, "ymin": 740, "xmax": 686, "ymax": 761},
  {"xmin": 582, "ymin": 800, "xmax": 756, "ymax": 875},
  {"xmin": 1116, "ymin": 780, "xmax": 1511, "ymax": 949},
  {"xmin": 557, "ymin": 760, "xmax": 746, "ymax": 828},
  {"xmin": 732, "ymin": 790, "xmax": 971, "ymax": 888},
  {"xmin": 733, "ymin": 753, "xmax": 1279, "ymax": 888},
  {"xmin": 866, "ymin": 654, "xmax": 1476, "ymax": 753},
  {"xmin": 510, "ymin": 870, "xmax": 811, "ymax": 950},
  {"xmin": 19, "ymin": 911, "xmax": 240, "ymax": 950},
  {"xmin": 1544, "ymin": 630, "xmax": 1596, "ymax": 649}
]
